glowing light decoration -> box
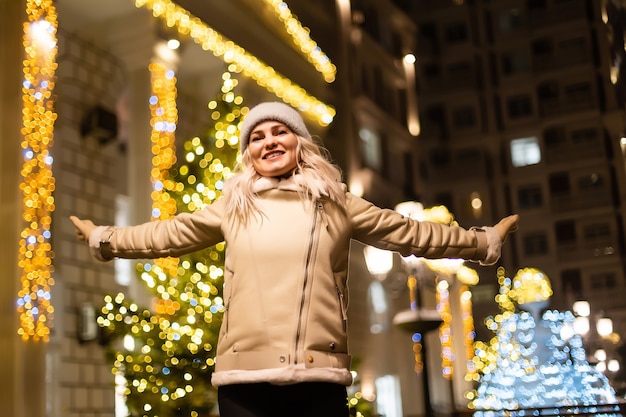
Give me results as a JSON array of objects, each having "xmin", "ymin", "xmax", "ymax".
[
  {"xmin": 149, "ymin": 61, "xmax": 178, "ymax": 222},
  {"xmin": 262, "ymin": 0, "xmax": 336, "ymax": 82},
  {"xmin": 16, "ymin": 0, "xmax": 58, "ymax": 342},
  {"xmin": 134, "ymin": 0, "xmax": 335, "ymax": 126},
  {"xmin": 437, "ymin": 278, "xmax": 453, "ymax": 379},
  {"xmin": 97, "ymin": 71, "xmax": 243, "ymax": 416},
  {"xmin": 469, "ymin": 268, "xmax": 619, "ymax": 415},
  {"xmin": 460, "ymin": 285, "xmax": 478, "ymax": 382},
  {"xmin": 149, "ymin": 62, "xmax": 180, "ymax": 278}
]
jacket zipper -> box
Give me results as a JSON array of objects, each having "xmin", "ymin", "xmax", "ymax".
[
  {"xmin": 336, "ymin": 285, "xmax": 348, "ymax": 331},
  {"xmin": 294, "ymin": 201, "xmax": 320, "ymax": 364}
]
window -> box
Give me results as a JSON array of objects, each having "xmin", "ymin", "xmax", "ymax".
[
  {"xmin": 549, "ymin": 172, "xmax": 570, "ymax": 194},
  {"xmin": 501, "ymin": 51, "xmax": 529, "ymax": 75},
  {"xmin": 532, "ymin": 38, "xmax": 553, "ymax": 56},
  {"xmin": 115, "ymin": 194, "xmax": 132, "ymax": 286},
  {"xmin": 423, "ymin": 63, "xmax": 441, "ymax": 79},
  {"xmin": 447, "ymin": 61, "xmax": 472, "ymax": 77},
  {"xmin": 527, "ymin": 0, "xmax": 547, "ymax": 9},
  {"xmin": 430, "ymin": 148, "xmax": 451, "ymax": 167},
  {"xmin": 518, "ymin": 185, "xmax": 543, "ymax": 209},
  {"xmin": 523, "ymin": 233, "xmax": 548, "ymax": 256},
  {"xmin": 559, "ymin": 37, "xmax": 586, "ymax": 56},
  {"xmin": 564, "ymin": 82, "xmax": 592, "ymax": 101},
  {"xmin": 544, "ymin": 126, "xmax": 566, "ymax": 148},
  {"xmin": 583, "ymin": 223, "xmax": 611, "ymax": 240},
  {"xmin": 497, "ymin": 8, "xmax": 523, "ymax": 32},
  {"xmin": 537, "ymin": 81, "xmax": 559, "ymax": 100},
  {"xmin": 510, "ymin": 136, "xmax": 541, "ymax": 167},
  {"xmin": 452, "ymin": 106, "xmax": 476, "ymax": 128},
  {"xmin": 507, "ymin": 95, "xmax": 533, "ymax": 118},
  {"xmin": 555, "ymin": 220, "xmax": 576, "ymax": 243},
  {"xmin": 375, "ymin": 375, "xmax": 403, "ymax": 417},
  {"xmin": 368, "ymin": 281, "xmax": 388, "ymax": 334},
  {"xmin": 444, "ymin": 22, "xmax": 468, "ymax": 43},
  {"xmin": 561, "ymin": 269, "xmax": 582, "ymax": 294},
  {"xmin": 359, "ymin": 127, "xmax": 382, "ymax": 171},
  {"xmin": 590, "ymin": 272, "xmax": 616, "ymax": 290},
  {"xmin": 571, "ymin": 127, "xmax": 598, "ymax": 144},
  {"xmin": 578, "ymin": 173, "xmax": 604, "ymax": 190}
]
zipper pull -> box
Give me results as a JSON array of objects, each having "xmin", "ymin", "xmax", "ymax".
[{"xmin": 317, "ymin": 201, "xmax": 329, "ymax": 229}]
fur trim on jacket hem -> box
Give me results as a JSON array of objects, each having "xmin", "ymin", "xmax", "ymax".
[{"xmin": 211, "ymin": 365, "xmax": 353, "ymax": 387}]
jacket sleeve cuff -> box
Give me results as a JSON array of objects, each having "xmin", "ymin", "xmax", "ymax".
[
  {"xmin": 88, "ymin": 225, "xmax": 114, "ymax": 262},
  {"xmin": 476, "ymin": 226, "xmax": 501, "ymax": 266}
]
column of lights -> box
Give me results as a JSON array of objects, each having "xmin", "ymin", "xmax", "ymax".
[
  {"xmin": 261, "ymin": 0, "xmax": 336, "ymax": 82},
  {"xmin": 149, "ymin": 61, "xmax": 179, "ymax": 279},
  {"xmin": 436, "ymin": 278, "xmax": 453, "ymax": 380},
  {"xmin": 16, "ymin": 0, "xmax": 58, "ymax": 342},
  {"xmin": 460, "ymin": 285, "xmax": 478, "ymax": 382},
  {"xmin": 407, "ymin": 275, "xmax": 424, "ymax": 373},
  {"xmin": 134, "ymin": 0, "xmax": 336, "ymax": 126}
]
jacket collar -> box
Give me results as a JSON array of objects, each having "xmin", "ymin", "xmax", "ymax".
[
  {"xmin": 252, "ymin": 176, "xmax": 300, "ymax": 193},
  {"xmin": 252, "ymin": 174, "xmax": 329, "ymax": 197}
]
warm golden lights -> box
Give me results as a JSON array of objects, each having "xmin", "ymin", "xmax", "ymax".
[
  {"xmin": 134, "ymin": 0, "xmax": 335, "ymax": 126},
  {"xmin": 262, "ymin": 0, "xmax": 336, "ymax": 82},
  {"xmin": 17, "ymin": 0, "xmax": 58, "ymax": 342}
]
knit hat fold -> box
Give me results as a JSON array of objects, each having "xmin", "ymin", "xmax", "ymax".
[{"xmin": 239, "ymin": 102, "xmax": 312, "ymax": 154}]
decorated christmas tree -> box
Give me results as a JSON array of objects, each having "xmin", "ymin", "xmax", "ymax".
[
  {"xmin": 96, "ymin": 69, "xmax": 244, "ymax": 417},
  {"xmin": 469, "ymin": 267, "xmax": 618, "ymax": 416}
]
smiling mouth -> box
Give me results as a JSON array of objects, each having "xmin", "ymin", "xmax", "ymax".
[{"xmin": 263, "ymin": 151, "xmax": 284, "ymax": 160}]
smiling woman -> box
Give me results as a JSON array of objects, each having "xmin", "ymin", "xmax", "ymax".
[
  {"xmin": 70, "ymin": 101, "xmax": 519, "ymax": 417},
  {"xmin": 247, "ymin": 121, "xmax": 299, "ymax": 177}
]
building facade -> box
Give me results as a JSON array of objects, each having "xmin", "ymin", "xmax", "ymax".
[{"xmin": 396, "ymin": 0, "xmax": 626, "ymax": 393}]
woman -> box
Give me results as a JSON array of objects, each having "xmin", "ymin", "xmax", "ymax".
[{"xmin": 71, "ymin": 101, "xmax": 519, "ymax": 417}]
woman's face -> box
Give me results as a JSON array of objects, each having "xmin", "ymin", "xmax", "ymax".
[{"xmin": 247, "ymin": 120, "xmax": 299, "ymax": 177}]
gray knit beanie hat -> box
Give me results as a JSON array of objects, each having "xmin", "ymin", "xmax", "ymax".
[{"xmin": 239, "ymin": 102, "xmax": 312, "ymax": 154}]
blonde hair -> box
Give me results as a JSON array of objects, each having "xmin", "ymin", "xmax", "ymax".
[{"xmin": 223, "ymin": 136, "xmax": 346, "ymax": 223}]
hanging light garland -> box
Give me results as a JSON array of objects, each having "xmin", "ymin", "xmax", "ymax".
[
  {"xmin": 134, "ymin": 0, "xmax": 335, "ymax": 126},
  {"xmin": 261, "ymin": 0, "xmax": 336, "ymax": 82},
  {"xmin": 16, "ymin": 0, "xmax": 58, "ymax": 342}
]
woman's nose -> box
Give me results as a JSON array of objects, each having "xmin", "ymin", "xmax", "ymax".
[{"xmin": 265, "ymin": 135, "xmax": 277, "ymax": 147}]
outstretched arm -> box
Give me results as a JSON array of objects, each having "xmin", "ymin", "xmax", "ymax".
[{"xmin": 69, "ymin": 199, "xmax": 227, "ymax": 262}]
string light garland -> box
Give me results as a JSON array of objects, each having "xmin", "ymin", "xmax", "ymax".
[
  {"xmin": 459, "ymin": 285, "xmax": 477, "ymax": 382},
  {"xmin": 436, "ymin": 278, "xmax": 453, "ymax": 379},
  {"xmin": 149, "ymin": 61, "xmax": 180, "ymax": 278},
  {"xmin": 134, "ymin": 0, "xmax": 335, "ymax": 126},
  {"xmin": 16, "ymin": 0, "xmax": 58, "ymax": 342},
  {"xmin": 261, "ymin": 0, "xmax": 336, "ymax": 82}
]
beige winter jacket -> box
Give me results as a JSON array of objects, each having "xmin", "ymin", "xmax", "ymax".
[{"xmin": 90, "ymin": 176, "xmax": 497, "ymax": 387}]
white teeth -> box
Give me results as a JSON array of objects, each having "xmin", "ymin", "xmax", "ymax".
[{"xmin": 264, "ymin": 152, "xmax": 282, "ymax": 159}]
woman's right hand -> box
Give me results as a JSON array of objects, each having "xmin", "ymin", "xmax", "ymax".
[
  {"xmin": 493, "ymin": 214, "xmax": 519, "ymax": 243},
  {"xmin": 69, "ymin": 216, "xmax": 97, "ymax": 242}
]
